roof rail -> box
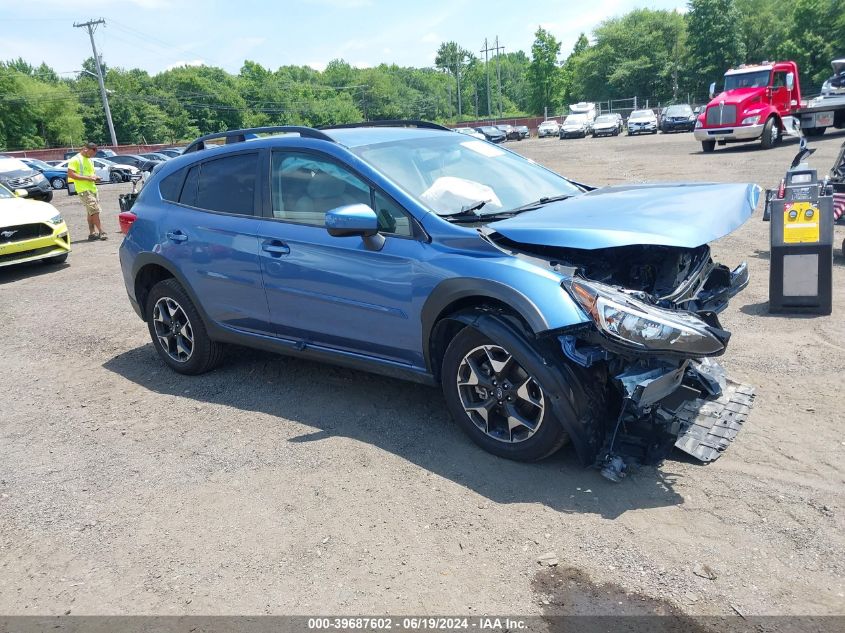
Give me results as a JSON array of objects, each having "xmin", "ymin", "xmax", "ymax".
[
  {"xmin": 182, "ymin": 126, "xmax": 335, "ymax": 155},
  {"xmin": 318, "ymin": 120, "xmax": 451, "ymax": 131}
]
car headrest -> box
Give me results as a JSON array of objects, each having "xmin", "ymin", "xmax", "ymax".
[{"xmin": 307, "ymin": 172, "xmax": 346, "ymax": 198}]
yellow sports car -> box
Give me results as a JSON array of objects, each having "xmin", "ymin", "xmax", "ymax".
[{"xmin": 0, "ymin": 184, "xmax": 70, "ymax": 267}]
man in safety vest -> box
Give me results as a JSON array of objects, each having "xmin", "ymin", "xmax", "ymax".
[{"xmin": 66, "ymin": 142, "xmax": 107, "ymax": 240}]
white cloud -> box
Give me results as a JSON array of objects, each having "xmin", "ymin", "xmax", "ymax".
[
  {"xmin": 305, "ymin": 60, "xmax": 328, "ymax": 71},
  {"xmin": 421, "ymin": 32, "xmax": 439, "ymax": 43}
]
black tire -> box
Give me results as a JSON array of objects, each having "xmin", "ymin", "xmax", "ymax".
[
  {"xmin": 42, "ymin": 253, "xmax": 68, "ymax": 265},
  {"xmin": 50, "ymin": 177, "xmax": 66, "ymax": 190},
  {"xmin": 40, "ymin": 191, "xmax": 53, "ymax": 203},
  {"xmin": 110, "ymin": 171, "xmax": 122, "ymax": 183},
  {"xmin": 145, "ymin": 278, "xmax": 224, "ymax": 375},
  {"xmin": 761, "ymin": 116, "xmax": 780, "ymax": 149},
  {"xmin": 441, "ymin": 325, "xmax": 571, "ymax": 462},
  {"xmin": 702, "ymin": 140, "xmax": 716, "ymax": 153}
]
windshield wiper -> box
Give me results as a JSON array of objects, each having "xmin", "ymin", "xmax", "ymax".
[{"xmin": 506, "ymin": 194, "xmax": 574, "ymax": 214}]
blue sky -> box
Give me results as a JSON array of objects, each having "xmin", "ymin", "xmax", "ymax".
[{"xmin": 2, "ymin": 0, "xmax": 687, "ymax": 76}]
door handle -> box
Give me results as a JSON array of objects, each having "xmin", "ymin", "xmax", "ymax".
[
  {"xmin": 166, "ymin": 230, "xmax": 188, "ymax": 243},
  {"xmin": 262, "ymin": 239, "xmax": 290, "ymax": 256}
]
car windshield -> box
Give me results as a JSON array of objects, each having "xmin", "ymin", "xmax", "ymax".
[
  {"xmin": 565, "ymin": 115, "xmax": 586, "ymax": 124},
  {"xmin": 539, "ymin": 121, "xmax": 557, "ymax": 126},
  {"xmin": 352, "ymin": 134, "xmax": 581, "ymax": 217},
  {"xmin": 724, "ymin": 70, "xmax": 770, "ymax": 90},
  {"xmin": 630, "ymin": 110, "xmax": 653, "ymax": 119},
  {"xmin": 479, "ymin": 126, "xmax": 499, "ymax": 133},
  {"xmin": 595, "ymin": 115, "xmax": 615, "ymax": 123},
  {"xmin": 665, "ymin": 105, "xmax": 693, "ymax": 116}
]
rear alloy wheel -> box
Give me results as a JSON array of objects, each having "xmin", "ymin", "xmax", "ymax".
[
  {"xmin": 50, "ymin": 177, "xmax": 66, "ymax": 190},
  {"xmin": 761, "ymin": 117, "xmax": 781, "ymax": 149},
  {"xmin": 146, "ymin": 278, "xmax": 224, "ymax": 375},
  {"xmin": 442, "ymin": 326, "xmax": 570, "ymax": 462}
]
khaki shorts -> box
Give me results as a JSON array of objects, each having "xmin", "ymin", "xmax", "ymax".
[{"xmin": 78, "ymin": 190, "xmax": 101, "ymax": 216}]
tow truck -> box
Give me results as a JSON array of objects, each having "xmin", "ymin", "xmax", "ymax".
[{"xmin": 694, "ymin": 60, "xmax": 845, "ymax": 152}]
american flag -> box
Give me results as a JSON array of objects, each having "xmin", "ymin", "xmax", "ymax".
[{"xmin": 835, "ymin": 192, "xmax": 845, "ymax": 221}]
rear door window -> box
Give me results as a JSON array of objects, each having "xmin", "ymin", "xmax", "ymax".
[{"xmin": 193, "ymin": 152, "xmax": 258, "ymax": 215}]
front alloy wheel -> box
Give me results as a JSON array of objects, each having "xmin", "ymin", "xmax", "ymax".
[
  {"xmin": 152, "ymin": 297, "xmax": 194, "ymax": 363},
  {"xmin": 442, "ymin": 325, "xmax": 573, "ymax": 462},
  {"xmin": 456, "ymin": 344, "xmax": 545, "ymax": 444}
]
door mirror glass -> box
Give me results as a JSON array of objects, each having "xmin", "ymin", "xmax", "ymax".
[
  {"xmin": 325, "ymin": 204, "xmax": 379, "ymax": 238},
  {"xmin": 786, "ymin": 72, "xmax": 794, "ymax": 91},
  {"xmin": 709, "ymin": 82, "xmax": 716, "ymax": 98}
]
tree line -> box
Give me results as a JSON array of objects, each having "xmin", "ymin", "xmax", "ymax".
[{"xmin": 0, "ymin": 0, "xmax": 841, "ymax": 151}]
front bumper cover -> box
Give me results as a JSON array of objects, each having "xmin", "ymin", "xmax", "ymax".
[
  {"xmin": 0, "ymin": 223, "xmax": 70, "ymax": 267},
  {"xmin": 694, "ymin": 122, "xmax": 764, "ymax": 142},
  {"xmin": 597, "ymin": 358, "xmax": 755, "ymax": 481}
]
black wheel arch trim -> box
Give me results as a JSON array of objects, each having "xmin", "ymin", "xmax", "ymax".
[
  {"xmin": 447, "ymin": 310, "xmax": 601, "ymax": 465},
  {"xmin": 421, "ymin": 278, "xmax": 552, "ymax": 372},
  {"xmin": 131, "ymin": 252, "xmax": 215, "ymax": 330}
]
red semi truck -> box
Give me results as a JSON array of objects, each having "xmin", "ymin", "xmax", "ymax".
[{"xmin": 694, "ymin": 60, "xmax": 845, "ymax": 152}]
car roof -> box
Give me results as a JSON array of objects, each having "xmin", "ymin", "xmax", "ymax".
[{"xmin": 321, "ymin": 127, "xmax": 454, "ymax": 147}]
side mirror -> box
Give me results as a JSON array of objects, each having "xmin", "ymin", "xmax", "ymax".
[
  {"xmin": 708, "ymin": 82, "xmax": 716, "ymax": 98},
  {"xmin": 786, "ymin": 72, "xmax": 794, "ymax": 91},
  {"xmin": 14, "ymin": 189, "xmax": 28, "ymax": 198},
  {"xmin": 325, "ymin": 204, "xmax": 379, "ymax": 238}
]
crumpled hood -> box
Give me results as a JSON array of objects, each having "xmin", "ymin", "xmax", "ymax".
[
  {"xmin": 486, "ymin": 182, "xmax": 760, "ymax": 250},
  {"xmin": 0, "ymin": 197, "xmax": 60, "ymax": 227}
]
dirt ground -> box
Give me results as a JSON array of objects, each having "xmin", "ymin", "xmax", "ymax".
[{"xmin": 1, "ymin": 130, "xmax": 844, "ymax": 619}]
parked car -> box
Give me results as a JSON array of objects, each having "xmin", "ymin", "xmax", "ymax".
[
  {"xmin": 495, "ymin": 124, "xmax": 521, "ymax": 141},
  {"xmin": 821, "ymin": 58, "xmax": 845, "ymax": 95},
  {"xmin": 513, "ymin": 125, "xmax": 529, "ymax": 140},
  {"xmin": 108, "ymin": 154, "xmax": 164, "ymax": 173},
  {"xmin": 57, "ymin": 157, "xmax": 138, "ymax": 184},
  {"xmin": 0, "ymin": 183, "xmax": 70, "ymax": 266},
  {"xmin": 21, "ymin": 158, "xmax": 70, "ymax": 190},
  {"xmin": 627, "ymin": 109, "xmax": 658, "ymax": 135},
  {"xmin": 537, "ymin": 119, "xmax": 561, "ymax": 138},
  {"xmin": 119, "ymin": 122, "xmax": 757, "ymax": 476},
  {"xmin": 452, "ymin": 128, "xmax": 486, "ymax": 140},
  {"xmin": 0, "ymin": 157, "xmax": 53, "ymax": 202},
  {"xmin": 474, "ymin": 126, "xmax": 507, "ymax": 143},
  {"xmin": 62, "ymin": 148, "xmax": 116, "ymax": 160},
  {"xmin": 609, "ymin": 112, "xmax": 625, "ymax": 133},
  {"xmin": 559, "ymin": 114, "xmax": 590, "ymax": 138},
  {"xmin": 139, "ymin": 152, "xmax": 173, "ymax": 162},
  {"xmin": 591, "ymin": 114, "xmax": 622, "ymax": 137},
  {"xmin": 660, "ymin": 104, "xmax": 696, "ymax": 133},
  {"xmin": 157, "ymin": 148, "xmax": 186, "ymax": 158}
]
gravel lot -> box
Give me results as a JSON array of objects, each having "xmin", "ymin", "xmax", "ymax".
[{"xmin": 1, "ymin": 131, "xmax": 844, "ymax": 618}]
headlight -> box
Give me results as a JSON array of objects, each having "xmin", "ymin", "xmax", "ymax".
[
  {"xmin": 695, "ymin": 119, "xmax": 702, "ymax": 128},
  {"xmin": 741, "ymin": 115, "xmax": 760, "ymax": 125},
  {"xmin": 565, "ymin": 278, "xmax": 725, "ymax": 355},
  {"xmin": 49, "ymin": 214, "xmax": 63, "ymax": 224},
  {"xmin": 33, "ymin": 173, "xmax": 46, "ymax": 184}
]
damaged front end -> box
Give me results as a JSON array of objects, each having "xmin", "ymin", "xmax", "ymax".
[
  {"xmin": 554, "ymin": 250, "xmax": 754, "ymax": 481},
  {"xmin": 485, "ymin": 232, "xmax": 755, "ymax": 480}
]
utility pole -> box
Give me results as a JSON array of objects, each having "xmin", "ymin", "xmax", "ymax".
[
  {"xmin": 494, "ymin": 36, "xmax": 504, "ymax": 118},
  {"xmin": 455, "ymin": 56, "xmax": 462, "ymax": 119},
  {"xmin": 481, "ymin": 38, "xmax": 492, "ymax": 118},
  {"xmin": 73, "ymin": 18, "xmax": 117, "ymax": 147}
]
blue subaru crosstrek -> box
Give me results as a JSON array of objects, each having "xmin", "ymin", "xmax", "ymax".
[{"xmin": 119, "ymin": 122, "xmax": 759, "ymax": 480}]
